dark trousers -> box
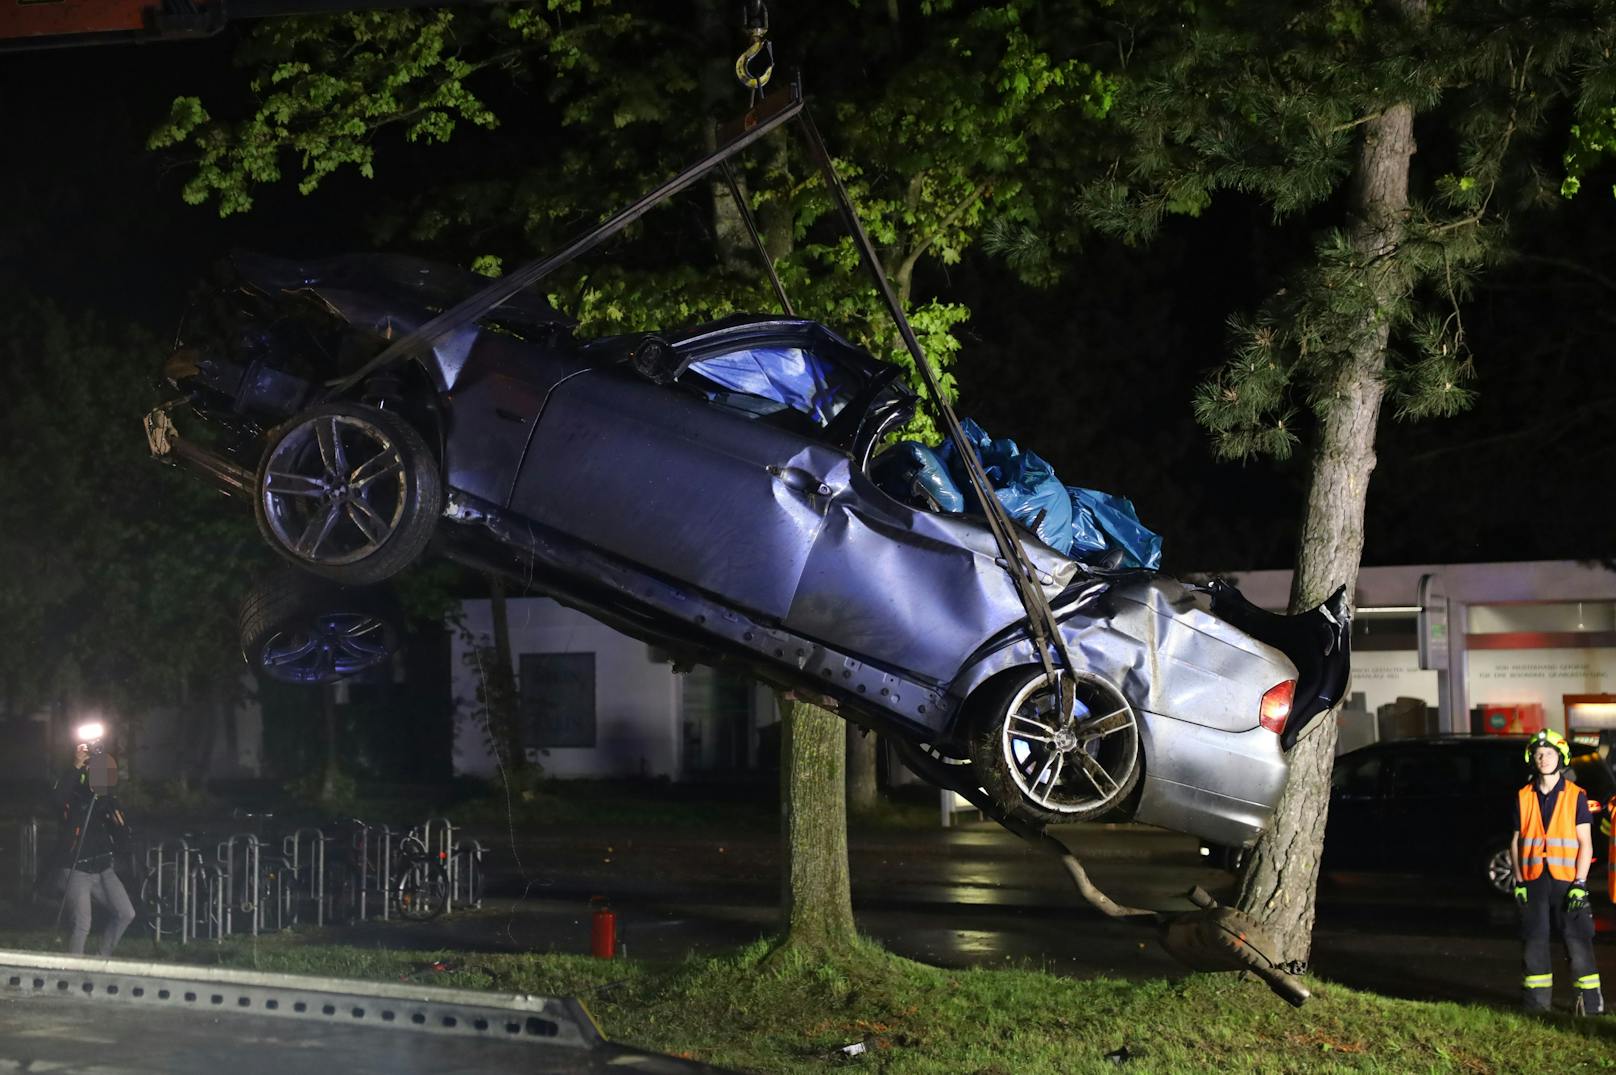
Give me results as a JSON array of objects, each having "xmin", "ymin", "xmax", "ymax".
[{"xmin": 1520, "ymin": 874, "xmax": 1602, "ymax": 1014}]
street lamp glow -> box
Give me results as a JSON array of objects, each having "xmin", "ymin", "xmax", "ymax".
[{"xmin": 74, "ymin": 721, "xmax": 105, "ymax": 743}]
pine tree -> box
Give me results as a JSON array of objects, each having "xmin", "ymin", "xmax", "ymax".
[{"xmin": 1079, "ymin": 0, "xmax": 1616, "ymax": 961}]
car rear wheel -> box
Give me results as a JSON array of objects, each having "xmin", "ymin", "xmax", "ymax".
[
  {"xmin": 255, "ymin": 402, "xmax": 441, "ymax": 585},
  {"xmin": 240, "ymin": 572, "xmax": 403, "ymax": 685},
  {"xmin": 968, "ymin": 667, "xmax": 1142, "ymax": 827},
  {"xmin": 1483, "ymin": 836, "xmax": 1515, "ymax": 898}
]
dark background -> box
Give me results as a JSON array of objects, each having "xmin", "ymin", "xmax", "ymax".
[{"xmin": 2, "ymin": 34, "xmax": 1612, "ymax": 575}]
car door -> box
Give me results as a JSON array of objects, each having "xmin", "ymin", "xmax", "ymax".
[
  {"xmin": 1378, "ymin": 746, "xmax": 1486, "ymax": 873},
  {"xmin": 509, "ymin": 359, "xmax": 844, "ymax": 622},
  {"xmin": 783, "ymin": 474, "xmax": 1074, "ymax": 685}
]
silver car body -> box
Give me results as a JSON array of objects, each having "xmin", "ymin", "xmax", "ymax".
[{"xmin": 154, "ymin": 262, "xmax": 1345, "ymax": 851}]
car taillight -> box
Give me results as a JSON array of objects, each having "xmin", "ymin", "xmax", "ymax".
[{"xmin": 1260, "ymin": 680, "xmax": 1296, "ymax": 735}]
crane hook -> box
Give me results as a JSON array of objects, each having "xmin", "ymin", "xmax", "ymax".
[{"xmin": 735, "ymin": 0, "xmax": 773, "ymax": 103}]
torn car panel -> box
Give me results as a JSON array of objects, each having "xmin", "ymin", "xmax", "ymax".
[{"xmin": 148, "ymin": 82, "xmax": 1351, "ymax": 850}]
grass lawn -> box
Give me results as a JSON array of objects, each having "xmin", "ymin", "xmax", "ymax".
[{"xmin": 0, "ymin": 924, "xmax": 1610, "ymax": 1074}]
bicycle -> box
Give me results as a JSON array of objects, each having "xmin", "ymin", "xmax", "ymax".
[
  {"xmin": 393, "ymin": 833, "xmax": 449, "ymax": 921},
  {"xmin": 140, "ymin": 840, "xmax": 223, "ymax": 943}
]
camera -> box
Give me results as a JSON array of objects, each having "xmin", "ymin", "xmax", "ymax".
[{"xmin": 74, "ymin": 721, "xmax": 106, "ymax": 755}]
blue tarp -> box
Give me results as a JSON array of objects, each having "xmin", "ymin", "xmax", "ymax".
[
  {"xmin": 689, "ymin": 347, "xmax": 851, "ymax": 428},
  {"xmin": 936, "ymin": 419, "xmax": 1075, "ymax": 555},
  {"xmin": 885, "ymin": 418, "xmax": 1163, "ymax": 570},
  {"xmin": 679, "ymin": 341, "xmax": 1163, "ymax": 567},
  {"xmin": 1068, "ymin": 486, "xmax": 1162, "ymax": 570}
]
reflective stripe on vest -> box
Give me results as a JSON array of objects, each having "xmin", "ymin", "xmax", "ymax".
[{"xmin": 1518, "ymin": 780, "xmax": 1584, "ymax": 882}]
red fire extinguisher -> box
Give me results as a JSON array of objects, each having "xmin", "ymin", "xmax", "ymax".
[{"xmin": 589, "ymin": 896, "xmax": 616, "ymax": 959}]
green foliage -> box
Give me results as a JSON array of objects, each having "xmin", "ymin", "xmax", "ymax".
[
  {"xmin": 1083, "ymin": 0, "xmax": 1615, "ymax": 460},
  {"xmin": 0, "ymin": 299, "xmax": 264, "ymax": 718},
  {"xmin": 1563, "ymin": 105, "xmax": 1616, "ymax": 198},
  {"xmin": 113, "ymin": 776, "xmax": 219, "ymax": 817},
  {"xmin": 284, "ymin": 765, "xmax": 359, "ymax": 813},
  {"xmin": 147, "ymin": 1, "xmax": 1117, "ymax": 426}
]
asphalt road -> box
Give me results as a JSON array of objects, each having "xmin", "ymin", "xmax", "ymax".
[{"xmin": 323, "ymin": 819, "xmax": 1614, "ymax": 1015}]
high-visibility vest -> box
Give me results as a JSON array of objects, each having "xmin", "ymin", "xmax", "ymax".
[
  {"xmin": 1603, "ymin": 797, "xmax": 1615, "ymax": 902},
  {"xmin": 1517, "ymin": 780, "xmax": 1584, "ymax": 882}
]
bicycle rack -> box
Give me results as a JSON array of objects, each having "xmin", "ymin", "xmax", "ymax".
[
  {"xmin": 200, "ymin": 861, "xmax": 227, "ymax": 942},
  {"xmin": 217, "ymin": 834, "xmax": 263, "ymax": 937},
  {"xmin": 130, "ymin": 814, "xmax": 478, "ymax": 944},
  {"xmin": 143, "ymin": 840, "xmax": 191, "ymax": 944},
  {"xmin": 452, "ymin": 839, "xmax": 485, "ymax": 910},
  {"xmin": 282, "ymin": 828, "xmax": 326, "ymax": 928},
  {"xmin": 422, "ymin": 817, "xmax": 455, "ymax": 914}
]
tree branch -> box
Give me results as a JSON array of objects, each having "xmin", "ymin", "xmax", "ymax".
[
  {"xmin": 1329, "ymin": 110, "xmax": 1387, "ymax": 133},
  {"xmin": 893, "ymin": 181, "xmax": 990, "ymax": 304}
]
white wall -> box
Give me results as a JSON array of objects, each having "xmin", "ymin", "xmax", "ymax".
[
  {"xmin": 1347, "ymin": 649, "xmax": 1440, "ymax": 713},
  {"xmin": 451, "ymin": 598, "xmax": 682, "ymax": 779},
  {"xmin": 1221, "ymin": 560, "xmax": 1616, "ymax": 610},
  {"xmin": 1467, "ymin": 647, "xmax": 1616, "ymax": 734}
]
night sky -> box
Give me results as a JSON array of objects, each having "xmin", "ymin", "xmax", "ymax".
[{"xmin": 2, "ymin": 30, "xmax": 1611, "ymax": 575}]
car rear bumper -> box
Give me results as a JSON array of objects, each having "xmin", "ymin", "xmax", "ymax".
[{"xmin": 1133, "ymin": 714, "xmax": 1288, "ymax": 847}]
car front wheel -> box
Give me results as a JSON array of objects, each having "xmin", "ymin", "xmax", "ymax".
[
  {"xmin": 968, "ymin": 667, "xmax": 1142, "ymax": 827},
  {"xmin": 255, "ymin": 402, "xmax": 442, "ymax": 585}
]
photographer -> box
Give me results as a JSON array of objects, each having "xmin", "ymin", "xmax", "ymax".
[{"xmin": 50, "ymin": 723, "xmax": 136, "ymax": 957}]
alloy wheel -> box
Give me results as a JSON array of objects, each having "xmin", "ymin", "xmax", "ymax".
[
  {"xmin": 261, "ymin": 413, "xmax": 408, "ymax": 567},
  {"xmin": 257, "ymin": 612, "xmax": 396, "ymax": 684},
  {"xmin": 999, "ymin": 671, "xmax": 1140, "ymax": 815}
]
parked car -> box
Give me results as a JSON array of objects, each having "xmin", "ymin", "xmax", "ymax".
[{"xmin": 1323, "ymin": 735, "xmax": 1613, "ymax": 896}]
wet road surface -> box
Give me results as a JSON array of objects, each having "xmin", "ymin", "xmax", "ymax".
[{"xmin": 324, "ymin": 820, "xmax": 1614, "ymax": 1015}]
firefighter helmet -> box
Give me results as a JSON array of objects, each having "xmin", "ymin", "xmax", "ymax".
[{"xmin": 1524, "ymin": 728, "xmax": 1571, "ymax": 769}]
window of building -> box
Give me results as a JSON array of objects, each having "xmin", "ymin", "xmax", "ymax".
[{"xmin": 519, "ymin": 652, "xmax": 596, "ymax": 749}]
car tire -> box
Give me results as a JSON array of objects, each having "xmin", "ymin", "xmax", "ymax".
[
  {"xmin": 966, "ymin": 666, "xmax": 1142, "ymax": 828},
  {"xmin": 1482, "ymin": 835, "xmax": 1516, "ymax": 899},
  {"xmin": 255, "ymin": 402, "xmax": 442, "ymax": 586},
  {"xmin": 240, "ymin": 571, "xmax": 403, "ymax": 685}
]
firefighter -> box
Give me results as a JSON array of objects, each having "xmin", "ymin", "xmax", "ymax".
[
  {"xmin": 1604, "ymin": 795, "xmax": 1615, "ymax": 906},
  {"xmin": 1511, "ymin": 729, "xmax": 1602, "ymax": 1014}
]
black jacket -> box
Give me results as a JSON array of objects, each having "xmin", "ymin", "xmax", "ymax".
[{"xmin": 50, "ymin": 766, "xmax": 132, "ymax": 873}]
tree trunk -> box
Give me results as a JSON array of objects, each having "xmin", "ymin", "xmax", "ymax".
[
  {"xmin": 846, "ymin": 727, "xmax": 880, "ymax": 814},
  {"xmin": 1234, "ymin": 22, "xmax": 1418, "ymax": 963},
  {"xmin": 778, "ymin": 695, "xmax": 857, "ymax": 953},
  {"xmin": 698, "ymin": 0, "xmax": 752, "ymax": 272},
  {"xmin": 485, "ymin": 574, "xmax": 525, "ymax": 772},
  {"xmin": 319, "ymin": 681, "xmax": 342, "ymax": 801},
  {"xmin": 186, "ymin": 676, "xmax": 222, "ymax": 787}
]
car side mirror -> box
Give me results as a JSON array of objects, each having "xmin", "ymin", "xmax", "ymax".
[{"xmin": 628, "ymin": 335, "xmax": 687, "ymax": 385}]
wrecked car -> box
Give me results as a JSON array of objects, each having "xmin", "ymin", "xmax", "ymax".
[
  {"xmin": 147, "ymin": 248, "xmax": 1348, "ymax": 849},
  {"xmin": 145, "ymin": 84, "xmax": 1349, "ymax": 850}
]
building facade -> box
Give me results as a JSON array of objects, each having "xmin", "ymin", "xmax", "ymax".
[
  {"xmin": 451, "ymin": 597, "xmax": 779, "ymax": 780},
  {"xmin": 447, "ymin": 561, "xmax": 1615, "ymax": 779}
]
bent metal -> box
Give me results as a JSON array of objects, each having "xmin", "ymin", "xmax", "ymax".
[{"xmin": 144, "ymin": 77, "xmax": 1351, "ymax": 857}]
